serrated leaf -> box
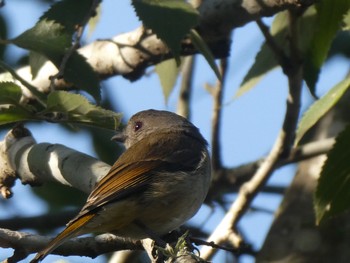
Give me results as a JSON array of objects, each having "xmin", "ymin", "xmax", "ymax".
[
  {"xmin": 63, "ymin": 52, "xmax": 101, "ymax": 101},
  {"xmin": 343, "ymin": 9, "xmax": 350, "ymax": 30},
  {"xmin": 155, "ymin": 58, "xmax": 179, "ymax": 103},
  {"xmin": 0, "ymin": 82, "xmax": 41, "ymax": 126},
  {"xmin": 236, "ymin": 10, "xmax": 289, "ymax": 97},
  {"xmin": 44, "ymin": 91, "xmax": 121, "ymax": 130},
  {"xmin": 0, "ymin": 106, "xmax": 35, "ymax": 125},
  {"xmin": 304, "ymin": 0, "xmax": 350, "ymax": 93},
  {"xmin": 190, "ymin": 29, "xmax": 221, "ymax": 81},
  {"xmin": 29, "ymin": 51, "xmax": 48, "ymax": 80},
  {"xmin": 0, "ymin": 82, "xmax": 23, "ymax": 105},
  {"xmin": 0, "ymin": 60, "xmax": 47, "ymax": 105},
  {"xmin": 132, "ymin": 0, "xmax": 199, "ymax": 61},
  {"xmin": 236, "ymin": 8, "xmax": 317, "ymax": 98},
  {"xmin": 12, "ymin": 19, "xmax": 70, "ymax": 65},
  {"xmin": 295, "ymin": 76, "xmax": 350, "ymax": 145},
  {"xmin": 315, "ymin": 125, "xmax": 350, "ymax": 224},
  {"xmin": 41, "ymin": 0, "xmax": 97, "ymax": 34}
]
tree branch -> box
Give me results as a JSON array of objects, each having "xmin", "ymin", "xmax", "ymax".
[
  {"xmin": 0, "ymin": 228, "xmax": 141, "ymax": 262},
  {"xmin": 0, "ymin": 125, "xmax": 110, "ymax": 194},
  {"xmin": 177, "ymin": 56, "xmax": 196, "ymax": 119},
  {"xmin": 0, "ymin": 0, "xmax": 314, "ymax": 101},
  {"xmin": 211, "ymin": 59, "xmax": 228, "ymax": 171}
]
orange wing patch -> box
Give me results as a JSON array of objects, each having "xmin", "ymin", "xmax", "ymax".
[{"xmin": 81, "ymin": 160, "xmax": 161, "ymax": 213}]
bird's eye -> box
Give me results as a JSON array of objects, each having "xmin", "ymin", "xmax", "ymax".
[{"xmin": 134, "ymin": 121, "xmax": 143, "ymax": 132}]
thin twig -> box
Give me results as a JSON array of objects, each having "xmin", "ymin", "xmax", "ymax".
[
  {"xmin": 280, "ymin": 10, "xmax": 303, "ymax": 156},
  {"xmin": 211, "ymin": 58, "xmax": 228, "ymax": 171},
  {"xmin": 177, "ymin": 56, "xmax": 196, "ymax": 119},
  {"xmin": 256, "ymin": 18, "xmax": 289, "ymax": 70},
  {"xmin": 190, "ymin": 237, "xmax": 256, "ymax": 256}
]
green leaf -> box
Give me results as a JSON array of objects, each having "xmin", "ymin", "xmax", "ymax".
[
  {"xmin": 155, "ymin": 58, "xmax": 180, "ymax": 103},
  {"xmin": 0, "ymin": 82, "xmax": 41, "ymax": 125},
  {"xmin": 0, "ymin": 106, "xmax": 35, "ymax": 125},
  {"xmin": 29, "ymin": 51, "xmax": 48, "ymax": 80},
  {"xmin": 0, "ymin": 82, "xmax": 23, "ymax": 105},
  {"xmin": 0, "ymin": 60, "xmax": 47, "ymax": 105},
  {"xmin": 63, "ymin": 52, "xmax": 101, "ymax": 101},
  {"xmin": 44, "ymin": 91, "xmax": 121, "ymax": 130},
  {"xmin": 343, "ymin": 9, "xmax": 350, "ymax": 30},
  {"xmin": 87, "ymin": 3, "xmax": 102, "ymax": 38},
  {"xmin": 315, "ymin": 125, "xmax": 350, "ymax": 224},
  {"xmin": 304, "ymin": 0, "xmax": 350, "ymax": 93},
  {"xmin": 132, "ymin": 0, "xmax": 199, "ymax": 62},
  {"xmin": 295, "ymin": 76, "xmax": 350, "ymax": 145},
  {"xmin": 236, "ymin": 12, "xmax": 288, "ymax": 98},
  {"xmin": 12, "ymin": 19, "xmax": 70, "ymax": 65},
  {"xmin": 236, "ymin": 8, "xmax": 317, "ymax": 98},
  {"xmin": 190, "ymin": 29, "xmax": 221, "ymax": 81},
  {"xmin": 41, "ymin": 0, "xmax": 97, "ymax": 34}
]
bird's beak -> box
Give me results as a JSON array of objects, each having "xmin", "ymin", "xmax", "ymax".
[{"xmin": 111, "ymin": 132, "xmax": 126, "ymax": 143}]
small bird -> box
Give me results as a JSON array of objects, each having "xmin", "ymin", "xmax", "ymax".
[{"xmin": 31, "ymin": 109, "xmax": 211, "ymax": 262}]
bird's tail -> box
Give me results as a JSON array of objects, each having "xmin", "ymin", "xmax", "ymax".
[{"xmin": 30, "ymin": 212, "xmax": 96, "ymax": 263}]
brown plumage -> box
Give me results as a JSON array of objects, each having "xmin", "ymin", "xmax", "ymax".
[{"xmin": 31, "ymin": 109, "xmax": 211, "ymax": 262}]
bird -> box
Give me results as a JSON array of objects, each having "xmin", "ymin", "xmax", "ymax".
[{"xmin": 30, "ymin": 109, "xmax": 211, "ymax": 262}]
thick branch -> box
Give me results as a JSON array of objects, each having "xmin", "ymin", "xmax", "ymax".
[
  {"xmin": 0, "ymin": 228, "xmax": 141, "ymax": 262},
  {"xmin": 0, "ymin": 125, "xmax": 110, "ymax": 194}
]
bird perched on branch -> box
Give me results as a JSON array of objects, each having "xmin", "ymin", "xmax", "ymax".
[{"xmin": 31, "ymin": 109, "xmax": 211, "ymax": 262}]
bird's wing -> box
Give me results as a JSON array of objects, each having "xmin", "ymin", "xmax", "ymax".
[{"xmin": 81, "ymin": 159, "xmax": 161, "ymax": 213}]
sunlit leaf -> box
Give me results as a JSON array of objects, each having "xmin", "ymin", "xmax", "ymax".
[
  {"xmin": 0, "ymin": 82, "xmax": 23, "ymax": 105},
  {"xmin": 0, "ymin": 106, "xmax": 35, "ymax": 125},
  {"xmin": 29, "ymin": 51, "xmax": 48, "ymax": 80},
  {"xmin": 44, "ymin": 91, "xmax": 121, "ymax": 130},
  {"xmin": 315, "ymin": 125, "xmax": 350, "ymax": 224},
  {"xmin": 155, "ymin": 58, "xmax": 180, "ymax": 103},
  {"xmin": 343, "ymin": 9, "xmax": 350, "ymax": 30},
  {"xmin": 295, "ymin": 76, "xmax": 350, "ymax": 145},
  {"xmin": 0, "ymin": 82, "xmax": 40, "ymax": 125}
]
